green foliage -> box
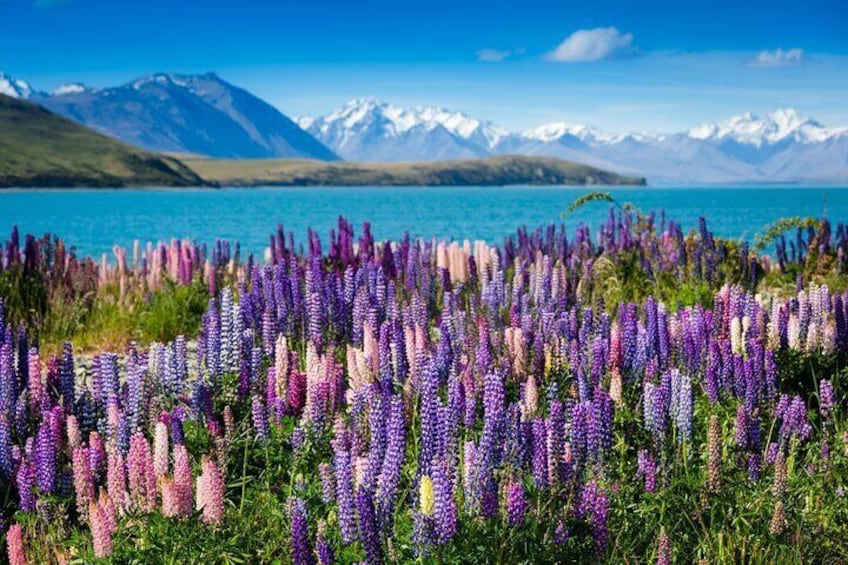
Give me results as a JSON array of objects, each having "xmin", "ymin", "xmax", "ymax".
[
  {"xmin": 562, "ymin": 190, "xmax": 616, "ymax": 218},
  {"xmin": 753, "ymin": 216, "xmax": 820, "ymax": 253}
]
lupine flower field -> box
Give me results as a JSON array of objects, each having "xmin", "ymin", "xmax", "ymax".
[{"xmin": 0, "ymin": 204, "xmax": 847, "ymax": 563}]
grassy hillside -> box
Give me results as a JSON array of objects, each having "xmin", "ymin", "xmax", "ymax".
[
  {"xmin": 182, "ymin": 154, "xmax": 646, "ymax": 187},
  {"xmin": 0, "ymin": 94, "xmax": 205, "ymax": 188}
]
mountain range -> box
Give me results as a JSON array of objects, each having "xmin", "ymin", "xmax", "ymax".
[
  {"xmin": 3, "ymin": 70, "xmax": 847, "ymax": 183},
  {"xmin": 299, "ymin": 101, "xmax": 848, "ymax": 184}
]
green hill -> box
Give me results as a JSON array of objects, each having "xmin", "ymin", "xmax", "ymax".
[
  {"xmin": 181, "ymin": 154, "xmax": 646, "ymax": 187},
  {"xmin": 0, "ymin": 94, "xmax": 205, "ymax": 188}
]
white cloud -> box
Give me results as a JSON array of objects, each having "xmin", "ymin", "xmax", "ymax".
[
  {"xmin": 545, "ymin": 27, "xmax": 636, "ymax": 63},
  {"xmin": 751, "ymin": 48, "xmax": 805, "ymax": 68},
  {"xmin": 476, "ymin": 48, "xmax": 524, "ymax": 62}
]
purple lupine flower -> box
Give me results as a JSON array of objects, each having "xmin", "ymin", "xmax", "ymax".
[
  {"xmin": 432, "ymin": 458, "xmax": 456, "ymax": 543},
  {"xmin": 290, "ymin": 497, "xmax": 316, "ymax": 565},
  {"xmin": 820, "ymin": 380, "xmax": 835, "ymax": 418},
  {"xmin": 316, "ymin": 521, "xmax": 336, "ymax": 565},
  {"xmin": 376, "ymin": 396, "xmax": 405, "ymax": 530},
  {"xmin": 34, "ymin": 418, "xmax": 56, "ymax": 494},
  {"xmin": 16, "ymin": 457, "xmax": 36, "ymax": 512},
  {"xmin": 332, "ymin": 419, "xmax": 357, "ymax": 544},
  {"xmin": 355, "ymin": 487, "xmax": 383, "ymax": 565},
  {"xmin": 0, "ymin": 410, "xmax": 12, "ymax": 480},
  {"xmin": 578, "ymin": 481, "xmax": 609, "ymax": 555},
  {"xmin": 251, "ymin": 395, "xmax": 270, "ymax": 443},
  {"xmin": 504, "ymin": 476, "xmax": 527, "ymax": 526},
  {"xmin": 531, "ymin": 417, "xmax": 548, "ymax": 488},
  {"xmin": 319, "ymin": 463, "xmax": 336, "ymax": 504},
  {"xmin": 637, "ymin": 449, "xmax": 657, "ymax": 493}
]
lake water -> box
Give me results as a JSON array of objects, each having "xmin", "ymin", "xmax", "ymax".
[{"xmin": 2, "ymin": 185, "xmax": 846, "ymax": 259}]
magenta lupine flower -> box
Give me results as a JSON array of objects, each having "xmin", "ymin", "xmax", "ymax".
[
  {"xmin": 72, "ymin": 445, "xmax": 95, "ymax": 520},
  {"xmin": 290, "ymin": 497, "xmax": 316, "ymax": 565},
  {"xmin": 504, "ymin": 477, "xmax": 527, "ymax": 526},
  {"xmin": 197, "ymin": 456, "xmax": 224, "ymax": 526},
  {"xmin": 6, "ymin": 523, "xmax": 26, "ymax": 565}
]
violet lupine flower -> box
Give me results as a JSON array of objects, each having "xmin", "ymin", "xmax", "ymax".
[
  {"xmin": 504, "ymin": 477, "xmax": 527, "ymax": 526},
  {"xmin": 355, "ymin": 487, "xmax": 384, "ymax": 565},
  {"xmin": 578, "ymin": 481, "xmax": 609, "ymax": 555},
  {"xmin": 34, "ymin": 418, "xmax": 56, "ymax": 494},
  {"xmin": 531, "ymin": 417, "xmax": 548, "ymax": 488},
  {"xmin": 6, "ymin": 523, "xmax": 26, "ymax": 565},
  {"xmin": 251, "ymin": 395, "xmax": 270, "ymax": 443},
  {"xmin": 290, "ymin": 497, "xmax": 316, "ymax": 565},
  {"xmin": 637, "ymin": 449, "xmax": 657, "ymax": 493},
  {"xmin": 375, "ymin": 396, "xmax": 405, "ymax": 530},
  {"xmin": 432, "ymin": 458, "xmax": 457, "ymax": 543},
  {"xmin": 819, "ymin": 380, "xmax": 835, "ymax": 418},
  {"xmin": 0, "ymin": 410, "xmax": 12, "ymax": 480},
  {"xmin": 332, "ymin": 419, "xmax": 357, "ymax": 543},
  {"xmin": 315, "ymin": 521, "xmax": 335, "ymax": 565}
]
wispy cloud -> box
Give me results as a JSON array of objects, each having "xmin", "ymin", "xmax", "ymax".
[
  {"xmin": 476, "ymin": 48, "xmax": 524, "ymax": 62},
  {"xmin": 750, "ymin": 48, "xmax": 805, "ymax": 68},
  {"xmin": 545, "ymin": 27, "xmax": 636, "ymax": 63}
]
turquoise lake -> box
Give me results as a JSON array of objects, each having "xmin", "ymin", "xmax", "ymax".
[{"xmin": 1, "ymin": 185, "xmax": 846, "ymax": 259}]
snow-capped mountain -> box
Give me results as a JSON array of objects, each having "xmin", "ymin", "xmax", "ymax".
[
  {"xmin": 688, "ymin": 108, "xmax": 845, "ymax": 146},
  {"xmin": 33, "ymin": 72, "xmax": 338, "ymax": 160},
  {"xmin": 0, "ymin": 72, "xmax": 38, "ymax": 100},
  {"xmin": 298, "ymin": 98, "xmax": 506, "ymax": 161}
]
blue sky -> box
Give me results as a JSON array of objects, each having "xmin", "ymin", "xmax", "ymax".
[{"xmin": 2, "ymin": 0, "xmax": 847, "ymax": 132}]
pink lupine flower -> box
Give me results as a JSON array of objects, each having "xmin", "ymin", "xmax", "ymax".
[
  {"xmin": 153, "ymin": 421, "xmax": 169, "ymax": 478},
  {"xmin": 89, "ymin": 501, "xmax": 113, "ymax": 558},
  {"xmin": 99, "ymin": 488, "xmax": 118, "ymax": 535},
  {"xmin": 197, "ymin": 456, "xmax": 224, "ymax": 525},
  {"xmin": 66, "ymin": 415, "xmax": 82, "ymax": 452},
  {"xmin": 88, "ymin": 431, "xmax": 106, "ymax": 479},
  {"xmin": 127, "ymin": 431, "xmax": 156, "ymax": 512},
  {"xmin": 161, "ymin": 476, "xmax": 179, "ymax": 517},
  {"xmin": 72, "ymin": 445, "xmax": 95, "ymax": 521},
  {"xmin": 172, "ymin": 444, "xmax": 194, "ymax": 517},
  {"xmin": 106, "ymin": 448, "xmax": 127, "ymax": 513},
  {"xmin": 6, "ymin": 523, "xmax": 26, "ymax": 565},
  {"xmin": 27, "ymin": 348, "xmax": 42, "ymax": 413}
]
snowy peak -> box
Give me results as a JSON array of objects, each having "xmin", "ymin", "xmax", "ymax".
[
  {"xmin": 688, "ymin": 108, "xmax": 842, "ymax": 145},
  {"xmin": 0, "ymin": 72, "xmax": 36, "ymax": 99},
  {"xmin": 521, "ymin": 122, "xmax": 606, "ymax": 144},
  {"xmin": 309, "ymin": 98, "xmax": 508, "ymax": 147}
]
